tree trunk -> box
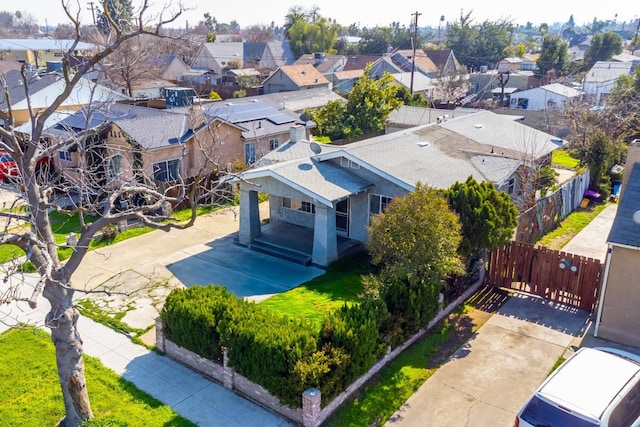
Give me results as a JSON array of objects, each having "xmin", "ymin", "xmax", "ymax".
[{"xmin": 44, "ymin": 280, "xmax": 94, "ymax": 426}]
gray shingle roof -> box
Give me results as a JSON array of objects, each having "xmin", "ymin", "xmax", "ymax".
[{"xmin": 608, "ymin": 163, "xmax": 640, "ymax": 248}]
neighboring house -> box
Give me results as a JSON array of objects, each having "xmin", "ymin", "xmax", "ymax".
[
  {"xmin": 218, "ymin": 68, "xmax": 261, "ymax": 87},
  {"xmin": 332, "ymin": 69, "xmax": 365, "ymax": 95},
  {"xmin": 508, "ymin": 83, "xmax": 583, "ymax": 110},
  {"xmin": 189, "ymin": 41, "xmax": 296, "ymax": 76},
  {"xmin": 262, "ymin": 64, "xmax": 331, "ymax": 94},
  {"xmin": 0, "ymin": 38, "xmax": 97, "ymax": 68},
  {"xmin": 468, "ymin": 70, "xmax": 538, "ymax": 101},
  {"xmin": 233, "ymin": 110, "xmax": 563, "ymax": 266},
  {"xmin": 341, "ymin": 55, "xmax": 380, "ymax": 71},
  {"xmin": 498, "ymin": 57, "xmax": 523, "ymax": 73},
  {"xmin": 521, "ymin": 54, "xmax": 539, "ymax": 72},
  {"xmin": 148, "ymin": 54, "xmax": 191, "ymax": 83},
  {"xmin": 0, "ymin": 69, "xmax": 131, "ymax": 126},
  {"xmin": 244, "ymin": 86, "xmax": 345, "ymax": 113},
  {"xmin": 582, "ymin": 61, "xmax": 638, "ymax": 106},
  {"xmin": 385, "ymin": 105, "xmax": 478, "ymax": 132},
  {"xmin": 390, "ymin": 49, "xmax": 464, "ymax": 78},
  {"xmin": 390, "ymin": 72, "xmax": 435, "ymax": 99},
  {"xmin": 595, "ymin": 140, "xmax": 640, "ymax": 349},
  {"xmin": 200, "ymin": 99, "xmax": 313, "ymax": 165},
  {"xmin": 293, "ymin": 53, "xmax": 347, "ymax": 76},
  {"xmin": 492, "ymin": 87, "xmax": 520, "ymax": 105},
  {"xmin": 612, "ymin": 52, "xmax": 640, "ymax": 63}
]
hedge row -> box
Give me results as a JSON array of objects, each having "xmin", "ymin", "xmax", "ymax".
[{"xmin": 161, "ymin": 280, "xmax": 440, "ymax": 407}]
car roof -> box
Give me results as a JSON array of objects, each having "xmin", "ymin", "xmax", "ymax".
[{"xmin": 538, "ymin": 347, "xmax": 640, "ymax": 420}]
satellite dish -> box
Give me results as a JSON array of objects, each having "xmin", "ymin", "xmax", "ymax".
[
  {"xmin": 310, "ymin": 142, "xmax": 322, "ymax": 155},
  {"xmin": 633, "ymin": 210, "xmax": 640, "ymax": 225},
  {"xmin": 300, "ymin": 112, "xmax": 310, "ymax": 122}
]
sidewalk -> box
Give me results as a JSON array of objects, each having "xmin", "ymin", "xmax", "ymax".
[{"xmin": 0, "ymin": 203, "xmax": 295, "ymax": 426}]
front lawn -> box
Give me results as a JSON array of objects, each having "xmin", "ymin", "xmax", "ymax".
[
  {"xmin": 258, "ymin": 252, "xmax": 372, "ymax": 325},
  {"xmin": 0, "ymin": 327, "xmax": 196, "ymax": 427}
]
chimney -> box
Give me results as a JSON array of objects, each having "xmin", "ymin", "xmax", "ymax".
[
  {"xmin": 290, "ymin": 125, "xmax": 306, "ymax": 143},
  {"xmin": 620, "ymin": 139, "xmax": 640, "ymax": 202}
]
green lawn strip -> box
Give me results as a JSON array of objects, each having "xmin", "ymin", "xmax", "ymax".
[
  {"xmin": 258, "ymin": 253, "xmax": 372, "ymax": 325},
  {"xmin": 0, "ymin": 327, "xmax": 196, "ymax": 427},
  {"xmin": 551, "ymin": 148, "xmax": 581, "ymax": 170},
  {"xmin": 323, "ymin": 305, "xmax": 481, "ymax": 427},
  {"xmin": 535, "ymin": 202, "xmax": 609, "ymax": 250},
  {"xmin": 0, "ymin": 204, "xmax": 226, "ymax": 265}
]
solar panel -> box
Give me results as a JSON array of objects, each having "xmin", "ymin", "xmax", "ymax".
[
  {"xmin": 205, "ymin": 101, "xmax": 295, "ymax": 124},
  {"xmin": 58, "ymin": 110, "xmax": 136, "ymax": 131}
]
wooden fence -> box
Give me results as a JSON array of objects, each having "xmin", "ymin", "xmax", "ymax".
[{"xmin": 487, "ymin": 240, "xmax": 602, "ymax": 312}]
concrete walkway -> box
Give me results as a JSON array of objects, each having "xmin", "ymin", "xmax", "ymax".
[{"xmin": 562, "ymin": 203, "xmax": 618, "ymax": 261}]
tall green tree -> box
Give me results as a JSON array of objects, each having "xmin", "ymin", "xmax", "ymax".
[
  {"xmin": 445, "ymin": 10, "xmax": 513, "ymax": 70},
  {"xmin": 312, "ymin": 63, "xmax": 401, "ymax": 140},
  {"xmin": 535, "ymin": 35, "xmax": 569, "ymax": 78},
  {"xmin": 444, "ymin": 176, "xmax": 518, "ymax": 261},
  {"xmin": 96, "ymin": 0, "xmax": 133, "ymax": 33},
  {"xmin": 287, "ymin": 15, "xmax": 340, "ymax": 57},
  {"xmin": 367, "ymin": 183, "xmax": 463, "ymax": 287},
  {"xmin": 583, "ymin": 32, "xmax": 623, "ymax": 70}
]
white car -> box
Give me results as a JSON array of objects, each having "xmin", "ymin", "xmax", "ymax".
[{"xmin": 515, "ymin": 346, "xmax": 640, "ymax": 427}]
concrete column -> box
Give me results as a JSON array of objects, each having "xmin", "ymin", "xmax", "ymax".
[
  {"xmin": 222, "ymin": 349, "xmax": 234, "ymax": 390},
  {"xmin": 155, "ymin": 317, "xmax": 165, "ymax": 353},
  {"xmin": 312, "ymin": 204, "xmax": 337, "ymax": 267},
  {"xmin": 238, "ymin": 189, "xmax": 261, "ymax": 245},
  {"xmin": 302, "ymin": 388, "xmax": 321, "ymax": 427}
]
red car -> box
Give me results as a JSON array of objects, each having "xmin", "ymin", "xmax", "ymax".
[{"xmin": 0, "ymin": 151, "xmax": 52, "ymax": 181}]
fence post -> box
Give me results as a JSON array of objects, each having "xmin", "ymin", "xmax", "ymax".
[
  {"xmin": 155, "ymin": 317, "xmax": 165, "ymax": 353},
  {"xmin": 222, "ymin": 349, "xmax": 234, "ymax": 390},
  {"xmin": 302, "ymin": 388, "xmax": 321, "ymax": 427}
]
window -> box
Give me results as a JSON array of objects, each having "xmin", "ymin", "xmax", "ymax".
[
  {"xmin": 153, "ymin": 159, "xmax": 181, "ymax": 182},
  {"xmin": 245, "ymin": 142, "xmax": 256, "ymax": 163},
  {"xmin": 508, "ymin": 178, "xmax": 515, "ymax": 194},
  {"xmin": 59, "ymin": 150, "xmax": 72, "ymax": 162},
  {"xmin": 369, "ymin": 194, "xmax": 392, "ymax": 215},
  {"xmin": 340, "ymin": 157, "xmax": 360, "ymax": 169},
  {"xmin": 109, "ymin": 154, "xmax": 122, "ymax": 178},
  {"xmin": 282, "ymin": 197, "xmax": 315, "ymax": 214},
  {"xmin": 269, "ymin": 138, "xmax": 279, "ymax": 151}
]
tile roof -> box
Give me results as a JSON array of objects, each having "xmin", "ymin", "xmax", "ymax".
[{"xmin": 608, "ymin": 163, "xmax": 640, "ymax": 247}]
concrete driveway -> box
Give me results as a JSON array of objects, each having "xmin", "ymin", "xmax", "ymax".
[{"xmin": 386, "ymin": 293, "xmax": 591, "ymax": 427}]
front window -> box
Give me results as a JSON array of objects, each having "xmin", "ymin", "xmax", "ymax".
[
  {"xmin": 508, "ymin": 178, "xmax": 515, "ymax": 194},
  {"xmin": 153, "ymin": 159, "xmax": 181, "ymax": 182},
  {"xmin": 109, "ymin": 154, "xmax": 123, "ymax": 178},
  {"xmin": 282, "ymin": 197, "xmax": 315, "ymax": 214},
  {"xmin": 369, "ymin": 194, "xmax": 392, "ymax": 215},
  {"xmin": 245, "ymin": 142, "xmax": 256, "ymax": 163},
  {"xmin": 269, "ymin": 138, "xmax": 279, "ymax": 151}
]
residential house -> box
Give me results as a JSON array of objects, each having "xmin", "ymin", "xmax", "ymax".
[
  {"xmin": 332, "ymin": 69, "xmax": 365, "ymax": 95},
  {"xmin": 293, "ymin": 53, "xmax": 347, "ymax": 78},
  {"xmin": 149, "ymin": 54, "xmax": 191, "ymax": 83},
  {"xmin": 199, "ymin": 99, "xmax": 313, "ymax": 165},
  {"xmin": 342, "ymin": 55, "xmax": 380, "ymax": 71},
  {"xmin": 0, "ymin": 39, "xmax": 97, "ymax": 68},
  {"xmin": 508, "ymin": 83, "xmax": 583, "ymax": 110},
  {"xmin": 233, "ymin": 110, "xmax": 563, "ymax": 266},
  {"xmin": 0, "ymin": 69, "xmax": 131, "ymax": 126},
  {"xmin": 390, "ymin": 49, "xmax": 464, "ymax": 78},
  {"xmin": 521, "ymin": 54, "xmax": 539, "ymax": 72},
  {"xmin": 261, "ymin": 64, "xmax": 331, "ymax": 94},
  {"xmin": 595, "ymin": 140, "xmax": 640, "ymax": 348},
  {"xmin": 218, "ymin": 68, "xmax": 261, "ymax": 87},
  {"xmin": 582, "ymin": 61, "xmax": 638, "ymax": 105},
  {"xmin": 243, "ymin": 87, "xmax": 345, "ymax": 113},
  {"xmin": 189, "ymin": 41, "xmax": 296, "ymax": 77},
  {"xmin": 467, "ymin": 70, "xmax": 538, "ymax": 101},
  {"xmin": 498, "ymin": 57, "xmax": 523, "ymax": 73},
  {"xmin": 390, "ymin": 72, "xmax": 435, "ymax": 98}
]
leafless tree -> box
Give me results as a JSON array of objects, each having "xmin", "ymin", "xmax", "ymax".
[{"xmin": 0, "ymin": 1, "xmax": 241, "ymax": 425}]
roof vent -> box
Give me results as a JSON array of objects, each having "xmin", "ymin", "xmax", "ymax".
[
  {"xmin": 417, "ymin": 142, "xmax": 430, "ymax": 147},
  {"xmin": 474, "ymin": 124, "xmax": 484, "ymax": 129}
]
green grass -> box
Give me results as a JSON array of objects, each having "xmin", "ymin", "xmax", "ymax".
[
  {"xmin": 552, "ymin": 148, "xmax": 581, "ymax": 170},
  {"xmin": 535, "ymin": 202, "xmax": 609, "ymax": 250},
  {"xmin": 323, "ymin": 305, "xmax": 479, "ymax": 427},
  {"xmin": 0, "ymin": 327, "xmax": 196, "ymax": 427},
  {"xmin": 259, "ymin": 253, "xmax": 372, "ymax": 325}
]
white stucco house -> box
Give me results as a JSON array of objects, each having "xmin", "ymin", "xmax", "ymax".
[{"xmin": 509, "ymin": 83, "xmax": 584, "ymax": 111}]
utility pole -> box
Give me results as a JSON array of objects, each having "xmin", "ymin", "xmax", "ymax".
[
  {"xmin": 410, "ymin": 11, "xmax": 422, "ymax": 95},
  {"xmin": 87, "ymin": 1, "xmax": 97, "ymax": 27}
]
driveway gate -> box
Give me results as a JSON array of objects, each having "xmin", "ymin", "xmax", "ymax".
[{"xmin": 487, "ymin": 241, "xmax": 602, "ymax": 312}]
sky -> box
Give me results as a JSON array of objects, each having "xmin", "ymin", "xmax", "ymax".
[{"xmin": 11, "ymin": 0, "xmax": 640, "ymax": 31}]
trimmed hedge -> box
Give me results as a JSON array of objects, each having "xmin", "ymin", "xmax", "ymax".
[{"xmin": 161, "ymin": 281, "xmax": 441, "ymax": 407}]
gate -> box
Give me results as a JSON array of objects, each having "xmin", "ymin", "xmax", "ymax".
[{"xmin": 487, "ymin": 241, "xmax": 602, "ymax": 312}]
